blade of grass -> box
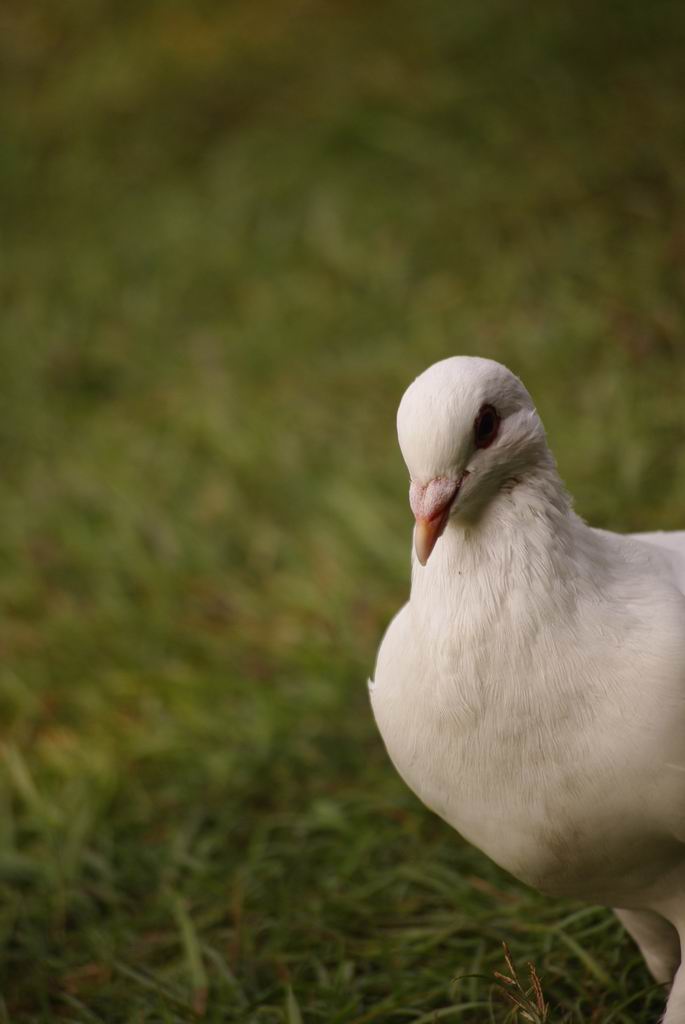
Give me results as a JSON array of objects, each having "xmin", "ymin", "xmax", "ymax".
[
  {"xmin": 171, "ymin": 896, "xmax": 209, "ymax": 1016},
  {"xmin": 285, "ymin": 985, "xmax": 303, "ymax": 1024},
  {"xmin": 554, "ymin": 930, "xmax": 611, "ymax": 985}
]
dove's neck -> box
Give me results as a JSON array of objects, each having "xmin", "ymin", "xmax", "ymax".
[{"xmin": 410, "ymin": 460, "xmax": 597, "ymax": 634}]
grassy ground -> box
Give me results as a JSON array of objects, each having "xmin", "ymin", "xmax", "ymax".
[{"xmin": 2, "ymin": 1, "xmax": 685, "ymax": 1021}]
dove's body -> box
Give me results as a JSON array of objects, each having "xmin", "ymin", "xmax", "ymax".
[{"xmin": 370, "ymin": 357, "xmax": 685, "ymax": 1019}]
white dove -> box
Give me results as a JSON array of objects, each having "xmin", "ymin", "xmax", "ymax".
[{"xmin": 370, "ymin": 356, "xmax": 685, "ymax": 1021}]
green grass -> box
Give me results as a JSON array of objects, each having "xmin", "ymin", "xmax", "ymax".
[{"xmin": 2, "ymin": 0, "xmax": 685, "ymax": 1020}]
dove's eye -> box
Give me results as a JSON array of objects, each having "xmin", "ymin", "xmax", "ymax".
[{"xmin": 474, "ymin": 404, "xmax": 500, "ymax": 449}]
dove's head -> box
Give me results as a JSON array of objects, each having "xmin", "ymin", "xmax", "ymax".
[{"xmin": 397, "ymin": 356, "xmax": 551, "ymax": 564}]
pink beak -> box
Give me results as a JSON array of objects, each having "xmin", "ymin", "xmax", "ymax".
[{"xmin": 409, "ymin": 476, "xmax": 462, "ymax": 565}]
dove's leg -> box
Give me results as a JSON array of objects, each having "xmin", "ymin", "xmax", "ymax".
[
  {"xmin": 614, "ymin": 908, "xmax": 680, "ymax": 985},
  {"xmin": 662, "ymin": 962, "xmax": 685, "ymax": 1024}
]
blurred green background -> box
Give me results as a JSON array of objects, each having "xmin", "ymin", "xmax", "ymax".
[{"xmin": 2, "ymin": 1, "xmax": 685, "ymax": 1021}]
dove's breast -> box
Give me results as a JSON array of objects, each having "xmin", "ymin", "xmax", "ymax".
[{"xmin": 370, "ymin": 592, "xmax": 685, "ymax": 906}]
